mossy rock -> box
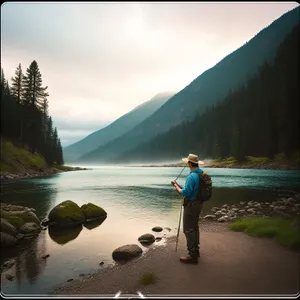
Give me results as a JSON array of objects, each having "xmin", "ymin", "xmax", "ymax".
[
  {"xmin": 1, "ymin": 210, "xmax": 39, "ymax": 229},
  {"xmin": 0, "ymin": 218, "xmax": 18, "ymax": 236},
  {"xmin": 80, "ymin": 203, "xmax": 107, "ymax": 220},
  {"xmin": 48, "ymin": 200, "xmax": 86, "ymax": 227}
]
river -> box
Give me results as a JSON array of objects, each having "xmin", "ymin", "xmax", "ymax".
[{"xmin": 1, "ymin": 166, "xmax": 300, "ymax": 295}]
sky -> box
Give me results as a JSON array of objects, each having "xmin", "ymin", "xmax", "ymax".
[{"xmin": 1, "ymin": 1, "xmax": 299, "ymax": 147}]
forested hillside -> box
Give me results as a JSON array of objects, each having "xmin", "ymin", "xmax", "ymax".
[
  {"xmin": 116, "ymin": 23, "xmax": 300, "ymax": 164},
  {"xmin": 1, "ymin": 60, "xmax": 64, "ymax": 171},
  {"xmin": 77, "ymin": 6, "xmax": 300, "ymax": 164}
]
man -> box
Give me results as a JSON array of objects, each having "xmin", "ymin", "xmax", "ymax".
[{"xmin": 171, "ymin": 153, "xmax": 204, "ymax": 264}]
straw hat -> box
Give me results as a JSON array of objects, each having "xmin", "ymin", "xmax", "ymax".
[{"xmin": 182, "ymin": 153, "xmax": 204, "ymax": 165}]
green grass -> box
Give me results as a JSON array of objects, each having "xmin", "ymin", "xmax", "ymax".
[
  {"xmin": 244, "ymin": 156, "xmax": 270, "ymax": 167},
  {"xmin": 138, "ymin": 272, "xmax": 157, "ymax": 286},
  {"xmin": 228, "ymin": 217, "xmax": 300, "ymax": 250},
  {"xmin": 0, "ymin": 137, "xmax": 47, "ymax": 173}
]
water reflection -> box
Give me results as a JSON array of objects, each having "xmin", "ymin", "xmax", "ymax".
[
  {"xmin": 48, "ymin": 225, "xmax": 83, "ymax": 245},
  {"xmin": 83, "ymin": 217, "xmax": 107, "ymax": 230}
]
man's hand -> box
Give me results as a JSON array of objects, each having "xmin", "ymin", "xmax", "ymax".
[{"xmin": 171, "ymin": 180, "xmax": 176, "ymax": 186}]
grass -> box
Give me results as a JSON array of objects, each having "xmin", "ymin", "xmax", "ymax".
[
  {"xmin": 138, "ymin": 272, "xmax": 157, "ymax": 286},
  {"xmin": 0, "ymin": 137, "xmax": 47, "ymax": 173},
  {"xmin": 228, "ymin": 217, "xmax": 300, "ymax": 251}
]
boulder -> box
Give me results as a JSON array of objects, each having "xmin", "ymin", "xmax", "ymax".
[
  {"xmin": 48, "ymin": 200, "xmax": 86, "ymax": 227},
  {"xmin": 1, "ymin": 232, "xmax": 17, "ymax": 247},
  {"xmin": 19, "ymin": 222, "xmax": 41, "ymax": 234},
  {"xmin": 152, "ymin": 226, "xmax": 163, "ymax": 232},
  {"xmin": 1, "ymin": 209, "xmax": 40, "ymax": 229},
  {"xmin": 138, "ymin": 233, "xmax": 155, "ymax": 245},
  {"xmin": 80, "ymin": 203, "xmax": 107, "ymax": 221},
  {"xmin": 0, "ymin": 218, "xmax": 17, "ymax": 236},
  {"xmin": 112, "ymin": 244, "xmax": 143, "ymax": 261}
]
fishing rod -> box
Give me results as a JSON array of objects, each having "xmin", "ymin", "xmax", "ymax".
[{"xmin": 173, "ymin": 163, "xmax": 187, "ymax": 252}]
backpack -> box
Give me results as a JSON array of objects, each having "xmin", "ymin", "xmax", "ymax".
[{"xmin": 197, "ymin": 172, "xmax": 212, "ymax": 201}]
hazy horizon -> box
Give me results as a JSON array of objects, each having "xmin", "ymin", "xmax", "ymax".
[{"xmin": 1, "ymin": 2, "xmax": 299, "ymax": 146}]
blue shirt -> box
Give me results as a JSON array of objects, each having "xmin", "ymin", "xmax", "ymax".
[{"xmin": 180, "ymin": 168, "xmax": 203, "ymax": 200}]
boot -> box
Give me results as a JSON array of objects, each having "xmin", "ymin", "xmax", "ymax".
[{"xmin": 179, "ymin": 255, "xmax": 198, "ymax": 264}]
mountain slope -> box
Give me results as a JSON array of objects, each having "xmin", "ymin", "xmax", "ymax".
[
  {"xmin": 63, "ymin": 91, "xmax": 175, "ymax": 162},
  {"xmin": 78, "ymin": 6, "xmax": 300, "ymax": 164},
  {"xmin": 115, "ymin": 22, "xmax": 300, "ymax": 164}
]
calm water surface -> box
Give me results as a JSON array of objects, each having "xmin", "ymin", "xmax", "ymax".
[{"xmin": 1, "ymin": 166, "xmax": 300, "ymax": 295}]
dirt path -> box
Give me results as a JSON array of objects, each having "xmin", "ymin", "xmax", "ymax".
[{"xmin": 52, "ymin": 222, "xmax": 299, "ymax": 297}]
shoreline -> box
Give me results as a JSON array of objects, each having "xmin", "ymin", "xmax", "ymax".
[
  {"xmin": 52, "ymin": 221, "xmax": 299, "ymax": 296},
  {"xmin": 0, "ymin": 166, "xmax": 90, "ymax": 182},
  {"xmin": 133, "ymin": 161, "xmax": 300, "ymax": 170}
]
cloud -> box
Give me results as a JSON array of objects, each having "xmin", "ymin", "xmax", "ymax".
[{"xmin": 1, "ymin": 2, "xmax": 299, "ymax": 147}]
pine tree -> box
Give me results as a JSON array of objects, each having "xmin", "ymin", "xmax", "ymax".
[
  {"xmin": 11, "ymin": 63, "xmax": 23, "ymax": 105},
  {"xmin": 22, "ymin": 60, "xmax": 49, "ymax": 109}
]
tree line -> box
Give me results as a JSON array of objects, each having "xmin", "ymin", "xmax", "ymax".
[
  {"xmin": 118, "ymin": 23, "xmax": 300, "ymax": 163},
  {"xmin": 1, "ymin": 60, "xmax": 64, "ymax": 165}
]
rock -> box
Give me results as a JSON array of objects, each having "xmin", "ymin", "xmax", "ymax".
[
  {"xmin": 210, "ymin": 207, "xmax": 218, "ymax": 212},
  {"xmin": 5, "ymin": 274, "xmax": 14, "ymax": 281},
  {"xmin": 247, "ymin": 208, "xmax": 256, "ymax": 214},
  {"xmin": 1, "ymin": 259, "xmax": 15, "ymax": 271},
  {"xmin": 48, "ymin": 200, "xmax": 86, "ymax": 227},
  {"xmin": 240, "ymin": 201, "xmax": 246, "ymax": 205},
  {"xmin": 79, "ymin": 273, "xmax": 85, "ymax": 277},
  {"xmin": 41, "ymin": 218, "xmax": 50, "ymax": 227},
  {"xmin": 217, "ymin": 216, "xmax": 228, "ymax": 222},
  {"xmin": 112, "ymin": 244, "xmax": 143, "ymax": 261},
  {"xmin": 20, "ymin": 222, "xmax": 41, "ymax": 234},
  {"xmin": 42, "ymin": 254, "xmax": 50, "ymax": 259},
  {"xmin": 1, "ymin": 232, "xmax": 17, "ymax": 247},
  {"xmin": 164, "ymin": 227, "xmax": 171, "ymax": 231},
  {"xmin": 231, "ymin": 208, "xmax": 239, "ymax": 212},
  {"xmin": 203, "ymin": 214, "xmax": 216, "ymax": 220},
  {"xmin": 99, "ymin": 261, "xmax": 104, "ymax": 266},
  {"xmin": 152, "ymin": 226, "xmax": 163, "ymax": 232},
  {"xmin": 155, "ymin": 237, "xmax": 162, "ymax": 242},
  {"xmin": 138, "ymin": 233, "xmax": 155, "ymax": 244},
  {"xmin": 295, "ymin": 194, "xmax": 300, "ymax": 201},
  {"xmin": 265, "ymin": 202, "xmax": 270, "ymax": 205},
  {"xmin": 67, "ymin": 279, "xmax": 74, "ymax": 282},
  {"xmin": 0, "ymin": 218, "xmax": 17, "ymax": 236},
  {"xmin": 254, "ymin": 203, "xmax": 261, "ymax": 208},
  {"xmin": 239, "ymin": 209, "xmax": 245, "ymax": 213},
  {"xmin": 215, "ymin": 211, "xmax": 223, "ymax": 217},
  {"xmin": 222, "ymin": 204, "xmax": 228, "ymax": 208},
  {"xmin": 80, "ymin": 203, "xmax": 107, "ymax": 221},
  {"xmin": 15, "ymin": 233, "xmax": 25, "ymax": 240}
]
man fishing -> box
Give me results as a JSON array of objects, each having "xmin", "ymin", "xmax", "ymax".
[{"xmin": 171, "ymin": 153, "xmax": 204, "ymax": 264}]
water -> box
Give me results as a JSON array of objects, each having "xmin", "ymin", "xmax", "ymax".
[{"xmin": 1, "ymin": 166, "xmax": 300, "ymax": 296}]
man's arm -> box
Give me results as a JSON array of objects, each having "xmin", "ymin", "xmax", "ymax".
[{"xmin": 171, "ymin": 181, "xmax": 182, "ymax": 194}]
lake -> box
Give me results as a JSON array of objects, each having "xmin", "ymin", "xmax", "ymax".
[{"xmin": 1, "ymin": 166, "xmax": 300, "ymax": 296}]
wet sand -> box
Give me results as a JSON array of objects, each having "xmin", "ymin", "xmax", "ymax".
[{"xmin": 52, "ymin": 222, "xmax": 300, "ymax": 297}]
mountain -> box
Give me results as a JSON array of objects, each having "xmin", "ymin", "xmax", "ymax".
[
  {"xmin": 77, "ymin": 6, "xmax": 300, "ymax": 164},
  {"xmin": 63, "ymin": 91, "xmax": 175, "ymax": 162},
  {"xmin": 115, "ymin": 22, "xmax": 300, "ymax": 164}
]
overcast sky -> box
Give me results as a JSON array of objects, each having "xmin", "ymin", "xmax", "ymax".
[{"xmin": 1, "ymin": 2, "xmax": 299, "ymax": 146}]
